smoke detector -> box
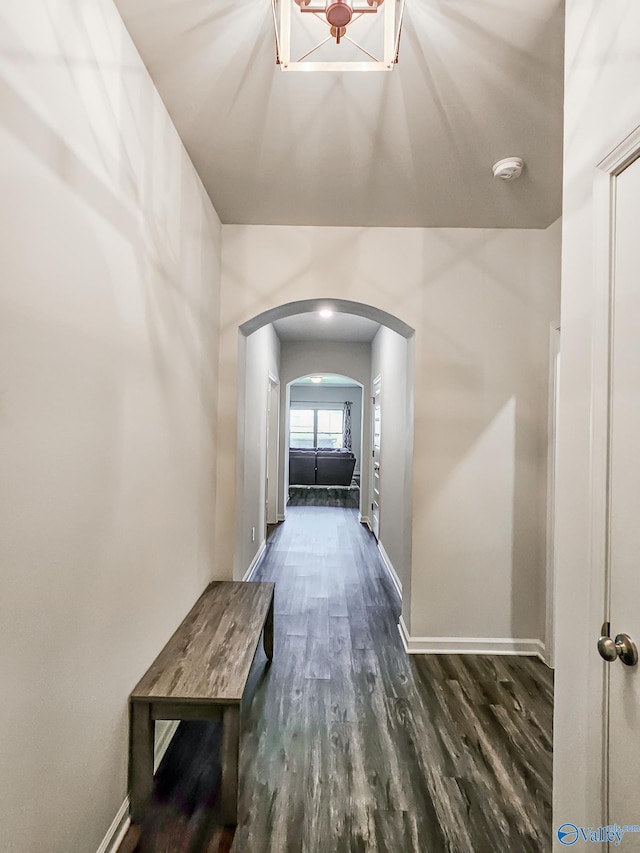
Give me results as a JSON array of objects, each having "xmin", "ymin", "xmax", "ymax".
[{"xmin": 492, "ymin": 157, "xmax": 524, "ymax": 181}]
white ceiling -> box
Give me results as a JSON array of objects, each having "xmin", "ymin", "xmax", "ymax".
[
  {"xmin": 273, "ymin": 312, "xmax": 380, "ymax": 342},
  {"xmin": 114, "ymin": 0, "xmax": 564, "ymax": 228}
]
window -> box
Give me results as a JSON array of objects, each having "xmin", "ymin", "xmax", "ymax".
[
  {"xmin": 290, "ymin": 407, "xmax": 344, "ymax": 449},
  {"xmin": 290, "ymin": 409, "xmax": 315, "ymax": 448},
  {"xmin": 316, "ymin": 409, "xmax": 343, "ymax": 448}
]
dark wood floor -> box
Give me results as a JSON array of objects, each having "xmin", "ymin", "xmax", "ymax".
[
  {"xmin": 287, "ymin": 485, "xmax": 360, "ymax": 508},
  {"xmin": 128, "ymin": 506, "xmax": 553, "ymax": 853}
]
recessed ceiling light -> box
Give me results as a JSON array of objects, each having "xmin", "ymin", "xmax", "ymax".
[
  {"xmin": 319, "ymin": 309, "xmax": 333, "ymax": 319},
  {"xmin": 310, "ymin": 376, "xmax": 323, "ymax": 383}
]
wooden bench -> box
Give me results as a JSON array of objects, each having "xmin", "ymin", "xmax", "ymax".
[{"xmin": 129, "ymin": 580, "xmax": 275, "ymax": 827}]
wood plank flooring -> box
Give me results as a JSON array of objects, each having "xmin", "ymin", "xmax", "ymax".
[
  {"xmin": 287, "ymin": 486, "xmax": 360, "ymax": 508},
  {"xmin": 129, "ymin": 505, "xmax": 553, "ymax": 853}
]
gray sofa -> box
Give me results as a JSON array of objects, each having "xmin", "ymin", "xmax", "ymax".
[{"xmin": 289, "ymin": 448, "xmax": 356, "ymax": 487}]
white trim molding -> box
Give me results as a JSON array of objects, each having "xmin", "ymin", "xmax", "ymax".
[
  {"xmin": 242, "ymin": 540, "xmax": 267, "ymax": 582},
  {"xmin": 154, "ymin": 720, "xmax": 180, "ymax": 771},
  {"xmin": 359, "ymin": 514, "xmax": 372, "ymax": 531},
  {"xmin": 96, "ymin": 797, "xmax": 130, "ymax": 853},
  {"xmin": 377, "ymin": 542, "xmax": 402, "ymax": 599},
  {"xmin": 277, "ymin": 513, "xmax": 286, "ymax": 523},
  {"xmin": 398, "ymin": 617, "xmax": 546, "ymax": 660},
  {"xmin": 545, "ymin": 323, "xmax": 560, "ymax": 671},
  {"xmin": 597, "ymin": 122, "xmax": 640, "ymax": 175}
]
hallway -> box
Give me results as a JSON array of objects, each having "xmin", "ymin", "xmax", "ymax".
[{"xmin": 134, "ymin": 506, "xmax": 552, "ymax": 853}]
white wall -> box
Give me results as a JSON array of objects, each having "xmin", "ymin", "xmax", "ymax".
[
  {"xmin": 553, "ymin": 2, "xmax": 640, "ymax": 843},
  {"xmin": 218, "ymin": 224, "xmax": 561, "ymax": 644},
  {"xmin": 236, "ymin": 324, "xmax": 280, "ymax": 578},
  {"xmin": 289, "ymin": 383, "xmax": 363, "ymax": 470},
  {"xmin": 371, "ymin": 327, "xmax": 413, "ymax": 601},
  {"xmin": 0, "ymin": 3, "xmax": 222, "ymax": 851},
  {"xmin": 413, "ymin": 220, "xmax": 561, "ymax": 644},
  {"xmin": 278, "ymin": 339, "xmax": 372, "ymax": 520}
]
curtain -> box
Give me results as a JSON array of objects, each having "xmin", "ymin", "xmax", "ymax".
[{"xmin": 343, "ymin": 401, "xmax": 352, "ymax": 451}]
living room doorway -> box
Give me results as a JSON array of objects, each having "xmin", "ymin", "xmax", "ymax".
[{"xmin": 286, "ymin": 374, "xmax": 363, "ymax": 510}]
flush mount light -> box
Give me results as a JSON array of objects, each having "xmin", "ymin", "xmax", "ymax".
[
  {"xmin": 310, "ymin": 376, "xmax": 323, "ymax": 383},
  {"xmin": 319, "ymin": 308, "xmax": 333, "ymax": 318},
  {"xmin": 272, "ymin": 0, "xmax": 405, "ymax": 72}
]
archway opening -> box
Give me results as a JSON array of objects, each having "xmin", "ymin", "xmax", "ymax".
[
  {"xmin": 235, "ymin": 297, "xmax": 415, "ymax": 623},
  {"xmin": 286, "ymin": 372, "xmax": 364, "ymax": 512}
]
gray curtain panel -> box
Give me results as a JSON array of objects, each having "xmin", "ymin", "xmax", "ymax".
[{"xmin": 343, "ymin": 401, "xmax": 352, "ymax": 451}]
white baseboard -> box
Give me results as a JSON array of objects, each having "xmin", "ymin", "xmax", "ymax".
[
  {"xmin": 398, "ymin": 617, "xmax": 546, "ymax": 660},
  {"xmin": 154, "ymin": 720, "xmax": 180, "ymax": 771},
  {"xmin": 242, "ymin": 540, "xmax": 267, "ymax": 582},
  {"xmin": 377, "ymin": 542, "xmax": 402, "ymax": 599},
  {"xmin": 540, "ymin": 644, "xmax": 554, "ymax": 668},
  {"xmin": 359, "ymin": 514, "xmax": 372, "ymax": 530},
  {"xmin": 96, "ymin": 797, "xmax": 130, "ymax": 853},
  {"xmin": 277, "ymin": 513, "xmax": 286, "ymax": 522}
]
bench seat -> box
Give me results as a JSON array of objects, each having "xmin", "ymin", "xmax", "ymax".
[{"xmin": 129, "ymin": 580, "xmax": 275, "ymax": 826}]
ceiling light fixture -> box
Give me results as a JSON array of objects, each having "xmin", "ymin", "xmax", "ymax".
[
  {"xmin": 272, "ymin": 0, "xmax": 405, "ymax": 72},
  {"xmin": 319, "ymin": 308, "xmax": 333, "ymax": 318},
  {"xmin": 297, "ymin": 0, "xmax": 380, "ymax": 45},
  {"xmin": 310, "ymin": 376, "xmax": 323, "ymax": 383}
]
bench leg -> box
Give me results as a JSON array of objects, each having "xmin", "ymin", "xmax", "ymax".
[
  {"xmin": 221, "ymin": 705, "xmax": 240, "ymax": 826},
  {"xmin": 264, "ymin": 596, "xmax": 274, "ymax": 662},
  {"xmin": 129, "ymin": 702, "xmax": 154, "ymax": 824}
]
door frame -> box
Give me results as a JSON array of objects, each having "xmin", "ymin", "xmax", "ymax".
[
  {"xmin": 545, "ymin": 324, "xmax": 560, "ymax": 669},
  {"xmin": 370, "ymin": 374, "xmax": 381, "ymax": 540},
  {"xmin": 265, "ymin": 373, "xmax": 280, "ymax": 532},
  {"xmin": 587, "ymin": 124, "xmax": 640, "ymax": 826}
]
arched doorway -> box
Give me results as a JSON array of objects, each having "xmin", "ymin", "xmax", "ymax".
[
  {"xmin": 285, "ymin": 372, "xmax": 364, "ymax": 513},
  {"xmin": 232, "ymin": 298, "xmax": 415, "ymax": 623}
]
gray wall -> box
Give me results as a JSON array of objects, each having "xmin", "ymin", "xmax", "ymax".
[
  {"xmin": 220, "ymin": 224, "xmax": 561, "ymax": 644},
  {"xmin": 236, "ymin": 324, "xmax": 281, "ymax": 577},
  {"xmin": 289, "ymin": 383, "xmax": 363, "ymax": 471},
  {"xmin": 371, "ymin": 327, "xmax": 413, "ymax": 603},
  {"xmin": 0, "ymin": 3, "xmax": 222, "ymax": 850}
]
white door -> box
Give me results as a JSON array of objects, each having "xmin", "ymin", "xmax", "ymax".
[
  {"xmin": 371, "ymin": 376, "xmax": 381, "ymax": 540},
  {"xmin": 604, "ymin": 153, "xmax": 640, "ymax": 829}
]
